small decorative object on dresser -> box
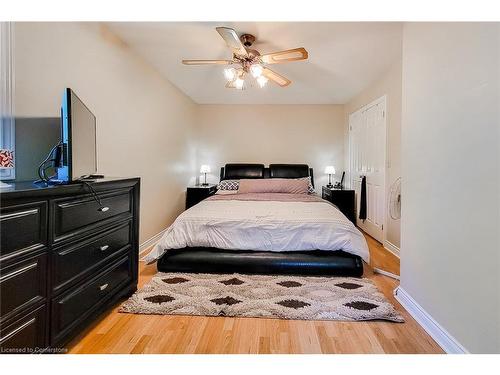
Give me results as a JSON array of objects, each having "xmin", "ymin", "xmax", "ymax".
[
  {"xmin": 0, "ymin": 148, "xmax": 15, "ymax": 188},
  {"xmin": 322, "ymin": 186, "xmax": 356, "ymax": 224},
  {"xmin": 0, "ymin": 177, "xmax": 140, "ymax": 352},
  {"xmin": 186, "ymin": 184, "xmax": 217, "ymax": 209}
]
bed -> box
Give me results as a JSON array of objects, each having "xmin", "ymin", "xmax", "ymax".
[{"xmin": 146, "ymin": 164, "xmax": 368, "ymax": 277}]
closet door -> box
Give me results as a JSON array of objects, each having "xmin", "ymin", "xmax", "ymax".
[{"xmin": 349, "ymin": 97, "xmax": 386, "ymax": 242}]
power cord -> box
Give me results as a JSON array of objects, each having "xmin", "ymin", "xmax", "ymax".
[
  {"xmin": 78, "ymin": 179, "xmax": 104, "ymax": 209},
  {"xmin": 37, "ymin": 143, "xmax": 62, "ymax": 183}
]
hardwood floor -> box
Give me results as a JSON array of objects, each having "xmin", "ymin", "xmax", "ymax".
[
  {"xmin": 67, "ymin": 236, "xmax": 443, "ymax": 354},
  {"xmin": 364, "ymin": 232, "xmax": 400, "ymax": 276}
]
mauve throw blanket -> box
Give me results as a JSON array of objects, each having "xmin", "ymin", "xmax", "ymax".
[
  {"xmin": 207, "ymin": 192, "xmax": 325, "ymax": 203},
  {"xmin": 143, "ymin": 193, "xmax": 369, "ymax": 264}
]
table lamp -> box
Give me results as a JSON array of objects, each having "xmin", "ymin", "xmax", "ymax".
[
  {"xmin": 324, "ymin": 166, "xmax": 336, "ymax": 188},
  {"xmin": 200, "ymin": 165, "xmax": 211, "ymax": 186}
]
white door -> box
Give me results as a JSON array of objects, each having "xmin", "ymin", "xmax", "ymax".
[{"xmin": 349, "ymin": 97, "xmax": 386, "ymax": 242}]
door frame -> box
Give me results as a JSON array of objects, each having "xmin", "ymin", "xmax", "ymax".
[{"xmin": 348, "ymin": 94, "xmax": 387, "ymax": 244}]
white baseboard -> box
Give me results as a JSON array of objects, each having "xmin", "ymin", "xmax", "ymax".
[
  {"xmin": 139, "ymin": 228, "xmax": 169, "ymax": 256},
  {"xmin": 383, "ymin": 240, "xmax": 400, "ymax": 258},
  {"xmin": 394, "ymin": 286, "xmax": 468, "ymax": 354}
]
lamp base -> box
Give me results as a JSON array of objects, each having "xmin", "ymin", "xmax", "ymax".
[
  {"xmin": 326, "ymin": 183, "xmax": 333, "ymax": 188},
  {"xmin": 200, "ymin": 183, "xmax": 209, "ymax": 187}
]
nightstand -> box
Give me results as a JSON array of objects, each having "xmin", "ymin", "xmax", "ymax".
[
  {"xmin": 322, "ymin": 186, "xmax": 356, "ymax": 224},
  {"xmin": 186, "ymin": 184, "xmax": 217, "ymax": 209}
]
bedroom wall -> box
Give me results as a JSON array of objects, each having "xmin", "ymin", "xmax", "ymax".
[
  {"xmin": 13, "ymin": 23, "xmax": 198, "ymax": 244},
  {"xmin": 195, "ymin": 104, "xmax": 345, "ymax": 188},
  {"xmin": 401, "ymin": 23, "xmax": 500, "ymax": 353},
  {"xmin": 343, "ymin": 60, "xmax": 402, "ymax": 249}
]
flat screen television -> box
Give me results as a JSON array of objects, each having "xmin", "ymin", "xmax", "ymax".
[{"xmin": 58, "ymin": 88, "xmax": 97, "ymax": 182}]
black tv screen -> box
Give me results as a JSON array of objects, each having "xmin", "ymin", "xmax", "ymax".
[{"xmin": 58, "ymin": 88, "xmax": 97, "ymax": 181}]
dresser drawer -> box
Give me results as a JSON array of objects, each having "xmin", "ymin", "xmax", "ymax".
[
  {"xmin": 52, "ymin": 222, "xmax": 132, "ymax": 293},
  {"xmin": 0, "ymin": 253, "xmax": 47, "ymax": 320},
  {"xmin": 0, "ymin": 202, "xmax": 48, "ymax": 260},
  {"xmin": 53, "ymin": 189, "xmax": 132, "ymax": 242},
  {"xmin": 0, "ymin": 305, "xmax": 47, "ymax": 353},
  {"xmin": 51, "ymin": 255, "xmax": 133, "ymax": 342}
]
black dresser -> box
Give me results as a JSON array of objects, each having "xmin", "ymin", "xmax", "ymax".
[
  {"xmin": 322, "ymin": 186, "xmax": 356, "ymax": 225},
  {"xmin": 0, "ymin": 178, "xmax": 140, "ymax": 353}
]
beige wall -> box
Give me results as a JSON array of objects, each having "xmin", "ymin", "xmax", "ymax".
[
  {"xmin": 195, "ymin": 105, "xmax": 345, "ymax": 188},
  {"xmin": 14, "ymin": 23, "xmax": 197, "ymax": 243},
  {"xmin": 401, "ymin": 23, "xmax": 499, "ymax": 353},
  {"xmin": 344, "ymin": 60, "xmax": 402, "ymax": 248}
]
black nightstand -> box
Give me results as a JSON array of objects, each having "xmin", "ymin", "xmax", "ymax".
[
  {"xmin": 186, "ymin": 184, "xmax": 217, "ymax": 209},
  {"xmin": 322, "ymin": 186, "xmax": 356, "ymax": 224}
]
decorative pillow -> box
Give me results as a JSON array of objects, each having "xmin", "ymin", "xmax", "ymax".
[
  {"xmin": 297, "ymin": 176, "xmax": 315, "ymax": 194},
  {"xmin": 238, "ymin": 178, "xmax": 309, "ymax": 195},
  {"xmin": 217, "ymin": 179, "xmax": 239, "ymax": 191}
]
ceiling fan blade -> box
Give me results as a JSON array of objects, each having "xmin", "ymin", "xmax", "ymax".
[
  {"xmin": 260, "ymin": 47, "xmax": 308, "ymax": 64},
  {"xmin": 216, "ymin": 27, "xmax": 248, "ymax": 58},
  {"xmin": 182, "ymin": 59, "xmax": 233, "ymax": 65},
  {"xmin": 262, "ymin": 67, "xmax": 291, "ymax": 87}
]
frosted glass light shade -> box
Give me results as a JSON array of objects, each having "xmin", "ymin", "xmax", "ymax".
[
  {"xmin": 257, "ymin": 75, "xmax": 268, "ymax": 88},
  {"xmin": 224, "ymin": 68, "xmax": 236, "ymax": 81},
  {"xmin": 250, "ymin": 64, "xmax": 263, "ymax": 78},
  {"xmin": 200, "ymin": 165, "xmax": 211, "ymax": 174},
  {"xmin": 324, "ymin": 166, "xmax": 336, "ymax": 175},
  {"xmin": 234, "ymin": 78, "xmax": 244, "ymax": 90}
]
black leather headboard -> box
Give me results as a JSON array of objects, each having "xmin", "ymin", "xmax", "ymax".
[
  {"xmin": 221, "ymin": 164, "xmax": 265, "ymax": 180},
  {"xmin": 220, "ymin": 163, "xmax": 314, "ymax": 187},
  {"xmin": 269, "ymin": 164, "xmax": 309, "ymax": 179}
]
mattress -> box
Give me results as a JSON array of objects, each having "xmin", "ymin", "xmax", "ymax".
[{"xmin": 144, "ymin": 193, "xmax": 370, "ymax": 264}]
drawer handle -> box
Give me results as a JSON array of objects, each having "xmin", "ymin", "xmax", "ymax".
[
  {"xmin": 99, "ymin": 245, "xmax": 110, "ymax": 251},
  {"xmin": 0, "ymin": 318, "xmax": 36, "ymax": 345},
  {"xmin": 0, "ymin": 262, "xmax": 38, "ymax": 283},
  {"xmin": 98, "ymin": 206, "xmax": 110, "ymax": 212},
  {"xmin": 99, "ymin": 283, "xmax": 109, "ymax": 291}
]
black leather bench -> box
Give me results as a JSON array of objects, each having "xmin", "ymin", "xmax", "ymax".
[{"xmin": 157, "ymin": 248, "xmax": 363, "ymax": 277}]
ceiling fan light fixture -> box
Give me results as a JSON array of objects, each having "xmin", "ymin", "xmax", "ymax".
[
  {"xmin": 183, "ymin": 27, "xmax": 308, "ymax": 90},
  {"xmin": 250, "ymin": 64, "xmax": 263, "ymax": 78},
  {"xmin": 257, "ymin": 75, "xmax": 268, "ymax": 88},
  {"xmin": 224, "ymin": 67, "xmax": 236, "ymax": 81}
]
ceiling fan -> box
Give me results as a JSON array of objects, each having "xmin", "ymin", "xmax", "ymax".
[{"xmin": 182, "ymin": 27, "xmax": 308, "ymax": 89}]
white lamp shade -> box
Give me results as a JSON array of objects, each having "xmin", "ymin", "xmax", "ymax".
[
  {"xmin": 200, "ymin": 165, "xmax": 211, "ymax": 174},
  {"xmin": 324, "ymin": 166, "xmax": 336, "ymax": 175}
]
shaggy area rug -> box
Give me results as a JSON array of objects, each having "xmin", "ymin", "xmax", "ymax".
[{"xmin": 119, "ymin": 272, "xmax": 404, "ymax": 322}]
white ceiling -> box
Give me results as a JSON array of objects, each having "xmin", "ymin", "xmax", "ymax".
[{"xmin": 106, "ymin": 22, "xmax": 402, "ymax": 104}]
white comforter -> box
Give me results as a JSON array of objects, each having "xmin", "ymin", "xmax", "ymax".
[{"xmin": 144, "ymin": 193, "xmax": 370, "ymax": 263}]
